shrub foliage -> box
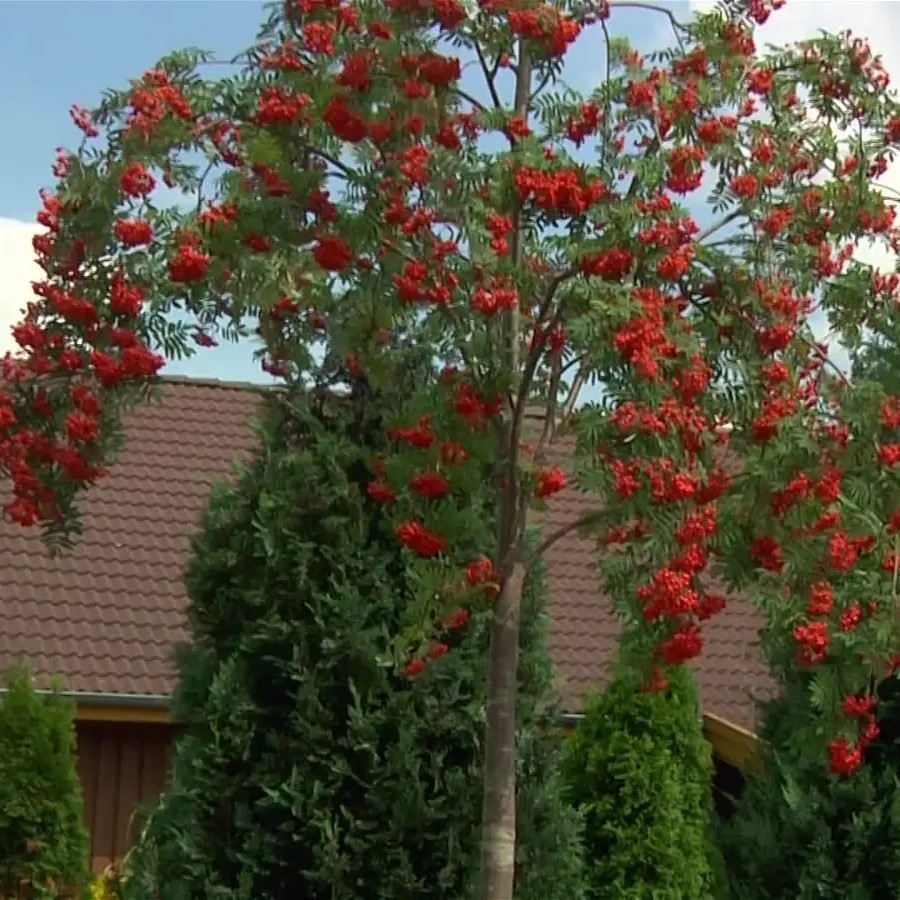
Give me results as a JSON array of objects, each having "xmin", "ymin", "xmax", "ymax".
[
  {"xmin": 721, "ymin": 676, "xmax": 900, "ymax": 899},
  {"xmin": 124, "ymin": 390, "xmax": 582, "ymax": 899},
  {"xmin": 563, "ymin": 666, "xmax": 719, "ymax": 899},
  {"xmin": 0, "ymin": 667, "xmax": 91, "ymax": 899}
]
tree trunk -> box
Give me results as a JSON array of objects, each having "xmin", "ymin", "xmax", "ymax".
[
  {"xmin": 480, "ymin": 36, "xmax": 532, "ymax": 900},
  {"xmin": 480, "ymin": 556, "xmax": 526, "ymax": 900}
]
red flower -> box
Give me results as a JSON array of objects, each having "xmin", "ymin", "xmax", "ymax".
[
  {"xmin": 337, "ymin": 53, "xmax": 374, "ymax": 92},
  {"xmin": 842, "ymin": 695, "xmax": 877, "ymax": 718},
  {"xmin": 244, "ymin": 234, "xmax": 272, "ymax": 253},
  {"xmin": 396, "ymin": 521, "xmax": 447, "ymax": 557},
  {"xmin": 419, "ymin": 54, "xmax": 461, "ymax": 88},
  {"xmin": 696, "ymin": 593, "xmax": 726, "ymax": 621},
  {"xmin": 367, "ymin": 482, "xmax": 395, "ymax": 504},
  {"xmin": 882, "ymin": 397, "xmax": 900, "ymax": 428},
  {"xmin": 390, "ymin": 417, "xmax": 436, "ymax": 449},
  {"xmin": 731, "ymin": 174, "xmax": 759, "ymax": 199},
  {"xmin": 643, "ymin": 667, "xmax": 670, "ymax": 693},
  {"xmin": 169, "ymin": 245, "xmax": 210, "ymax": 283},
  {"xmin": 303, "ymin": 21, "xmax": 337, "ymax": 55},
  {"xmin": 536, "ymin": 467, "xmax": 566, "ymax": 498},
  {"xmin": 794, "ymin": 621, "xmax": 829, "ymax": 665},
  {"xmin": 750, "ymin": 535, "xmax": 785, "ymax": 572},
  {"xmin": 827, "ymin": 530, "xmax": 872, "ymax": 573},
  {"xmin": 581, "ymin": 248, "xmax": 634, "ymax": 280},
  {"xmin": 440, "ymin": 440, "xmax": 469, "ymax": 464},
  {"xmin": 64, "ymin": 412, "xmax": 98, "ymax": 444},
  {"xmin": 119, "ymin": 163, "xmax": 156, "ymax": 198},
  {"xmin": 109, "ymin": 272, "xmax": 145, "ymax": 316},
  {"xmin": 313, "ymin": 236, "xmax": 354, "ymax": 272},
  {"xmin": 656, "ymin": 624, "xmax": 703, "ymax": 665},
  {"xmin": 657, "ymin": 245, "xmax": 693, "ymax": 281},
  {"xmin": 70, "ymin": 103, "xmax": 99, "ymax": 137},
  {"xmin": 748, "ymin": 67, "xmax": 775, "ymax": 95},
  {"xmin": 466, "ymin": 557, "xmax": 497, "ymax": 588},
  {"xmin": 439, "ymin": 607, "xmax": 470, "ymax": 630},
  {"xmin": 114, "ymin": 218, "xmax": 154, "ymax": 247},
  {"xmin": 840, "ymin": 603, "xmax": 863, "ymax": 633},
  {"xmin": 806, "ymin": 582, "xmax": 834, "ymax": 617},
  {"xmin": 409, "ymin": 471, "xmax": 450, "ymax": 500},
  {"xmin": 404, "ymin": 657, "xmax": 426, "ymax": 679},
  {"xmin": 828, "ymin": 738, "xmax": 862, "ymax": 777},
  {"xmin": 252, "ymin": 86, "xmax": 310, "ymax": 126},
  {"xmin": 428, "ymin": 642, "xmax": 450, "ymax": 660},
  {"xmin": 879, "ymin": 443, "xmax": 900, "ymax": 467},
  {"xmin": 322, "ymin": 96, "xmax": 367, "ymax": 143}
]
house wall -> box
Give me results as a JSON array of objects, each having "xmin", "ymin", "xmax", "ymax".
[
  {"xmin": 72, "ymin": 713, "xmax": 757, "ymax": 872},
  {"xmin": 75, "ymin": 721, "xmax": 175, "ymax": 873}
]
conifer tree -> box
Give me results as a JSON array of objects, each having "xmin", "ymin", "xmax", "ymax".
[
  {"xmin": 721, "ymin": 677, "xmax": 900, "ymax": 899},
  {"xmin": 123, "ymin": 379, "xmax": 582, "ymax": 900},
  {"xmin": 563, "ymin": 665, "xmax": 720, "ymax": 899},
  {"xmin": 0, "ymin": 667, "xmax": 91, "ymax": 899}
]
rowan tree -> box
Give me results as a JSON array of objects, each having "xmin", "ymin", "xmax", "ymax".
[{"xmin": 5, "ymin": 0, "xmax": 900, "ymax": 896}]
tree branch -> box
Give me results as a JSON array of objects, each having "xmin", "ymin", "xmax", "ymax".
[
  {"xmin": 299, "ymin": 142, "xmax": 356, "ymax": 180},
  {"xmin": 529, "ymin": 68, "xmax": 554, "ymax": 105},
  {"xmin": 453, "ymin": 88, "xmax": 488, "ymax": 114},
  {"xmin": 610, "ymin": 0, "xmax": 690, "ymax": 42},
  {"xmin": 474, "ymin": 40, "xmax": 503, "ymax": 110},
  {"xmin": 497, "ymin": 42, "xmax": 533, "ymax": 565},
  {"xmin": 533, "ymin": 352, "xmax": 563, "ymax": 466},
  {"xmin": 697, "ymin": 210, "xmax": 742, "ymax": 244},
  {"xmin": 561, "ymin": 363, "xmax": 588, "ymax": 421},
  {"xmin": 531, "ymin": 508, "xmax": 612, "ymax": 562}
]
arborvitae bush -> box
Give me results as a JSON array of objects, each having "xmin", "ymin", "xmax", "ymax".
[
  {"xmin": 721, "ymin": 676, "xmax": 900, "ymax": 899},
  {"xmin": 563, "ymin": 665, "xmax": 720, "ymax": 900},
  {"xmin": 0, "ymin": 667, "xmax": 91, "ymax": 899},
  {"xmin": 124, "ymin": 390, "xmax": 583, "ymax": 900}
]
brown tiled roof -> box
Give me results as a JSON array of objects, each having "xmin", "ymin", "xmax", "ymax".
[
  {"xmin": 0, "ymin": 379, "xmax": 262, "ymax": 698},
  {"xmin": 0, "ymin": 377, "xmax": 773, "ymax": 730}
]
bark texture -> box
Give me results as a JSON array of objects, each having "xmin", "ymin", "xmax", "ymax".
[{"xmin": 480, "ymin": 559, "xmax": 526, "ymax": 900}]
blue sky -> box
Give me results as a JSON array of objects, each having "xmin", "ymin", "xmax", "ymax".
[{"xmin": 0, "ymin": 0, "xmax": 689, "ymax": 384}]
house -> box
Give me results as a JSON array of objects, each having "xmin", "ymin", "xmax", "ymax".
[{"xmin": 0, "ymin": 376, "xmax": 772, "ymax": 872}]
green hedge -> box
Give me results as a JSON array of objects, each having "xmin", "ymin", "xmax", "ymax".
[
  {"xmin": 721, "ymin": 677, "xmax": 900, "ymax": 899},
  {"xmin": 124, "ymin": 391, "xmax": 583, "ymax": 899},
  {"xmin": 563, "ymin": 666, "xmax": 720, "ymax": 899},
  {"xmin": 0, "ymin": 667, "xmax": 91, "ymax": 899}
]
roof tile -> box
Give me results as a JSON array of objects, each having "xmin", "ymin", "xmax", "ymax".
[{"xmin": 0, "ymin": 378, "xmax": 774, "ymax": 728}]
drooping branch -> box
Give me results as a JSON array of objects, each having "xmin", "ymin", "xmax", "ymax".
[
  {"xmin": 533, "ymin": 351, "xmax": 563, "ymax": 466},
  {"xmin": 512, "ymin": 268, "xmax": 578, "ymax": 429},
  {"xmin": 610, "ymin": 0, "xmax": 691, "ymax": 44}
]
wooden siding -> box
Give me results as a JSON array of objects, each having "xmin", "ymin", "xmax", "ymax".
[
  {"xmin": 75, "ymin": 721, "xmax": 175, "ymax": 873},
  {"xmin": 70, "ymin": 712, "xmax": 758, "ymax": 872}
]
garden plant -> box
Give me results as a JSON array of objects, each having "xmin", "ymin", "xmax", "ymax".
[
  {"xmin": 119, "ymin": 379, "xmax": 582, "ymax": 898},
  {"xmin": 564, "ymin": 665, "xmax": 720, "ymax": 899},
  {"xmin": 0, "ymin": 668, "xmax": 91, "ymax": 899},
  {"xmin": 5, "ymin": 0, "xmax": 900, "ymax": 895}
]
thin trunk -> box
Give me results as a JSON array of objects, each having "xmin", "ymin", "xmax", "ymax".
[
  {"xmin": 480, "ymin": 555, "xmax": 526, "ymax": 900},
  {"xmin": 480, "ymin": 38, "xmax": 532, "ymax": 900}
]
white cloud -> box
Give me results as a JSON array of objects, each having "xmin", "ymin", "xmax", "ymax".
[{"xmin": 0, "ymin": 217, "xmax": 42, "ymax": 357}]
